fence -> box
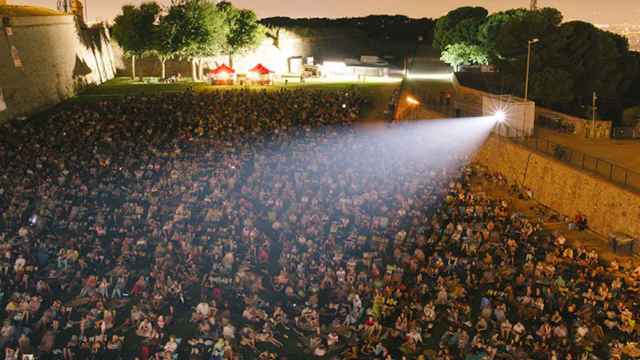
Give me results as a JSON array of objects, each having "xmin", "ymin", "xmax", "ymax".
[
  {"xmin": 612, "ymin": 127, "xmax": 640, "ymax": 139},
  {"xmin": 536, "ymin": 114, "xmax": 576, "ymax": 134},
  {"xmin": 497, "ymin": 126, "xmax": 640, "ymax": 193}
]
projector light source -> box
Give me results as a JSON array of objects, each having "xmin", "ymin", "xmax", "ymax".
[{"xmin": 495, "ymin": 110, "xmax": 506, "ymax": 122}]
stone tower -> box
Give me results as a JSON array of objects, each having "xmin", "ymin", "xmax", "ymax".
[
  {"xmin": 70, "ymin": 0, "xmax": 84, "ymax": 21},
  {"xmin": 57, "ymin": 0, "xmax": 84, "ymax": 21}
]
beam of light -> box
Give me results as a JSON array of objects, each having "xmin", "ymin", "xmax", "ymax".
[
  {"xmin": 406, "ymin": 72, "xmax": 454, "ymax": 81},
  {"xmin": 276, "ymin": 115, "xmax": 499, "ymax": 200},
  {"xmin": 482, "ymin": 95, "xmax": 535, "ymax": 137}
]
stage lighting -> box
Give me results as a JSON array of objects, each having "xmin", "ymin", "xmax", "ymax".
[
  {"xmin": 406, "ymin": 96, "xmax": 420, "ymax": 106},
  {"xmin": 494, "ymin": 110, "xmax": 506, "ymax": 122}
]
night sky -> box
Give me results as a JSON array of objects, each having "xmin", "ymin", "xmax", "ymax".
[{"xmin": 9, "ymin": 0, "xmax": 640, "ymax": 25}]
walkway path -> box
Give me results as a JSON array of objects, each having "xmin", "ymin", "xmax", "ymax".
[{"xmin": 535, "ymin": 128, "xmax": 640, "ymax": 174}]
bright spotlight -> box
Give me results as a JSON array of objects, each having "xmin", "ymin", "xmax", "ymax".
[
  {"xmin": 406, "ymin": 96, "xmax": 420, "ymax": 106},
  {"xmin": 406, "ymin": 72, "xmax": 453, "ymax": 81},
  {"xmin": 494, "ymin": 110, "xmax": 506, "ymax": 122}
]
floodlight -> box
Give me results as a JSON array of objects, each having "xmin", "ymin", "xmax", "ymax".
[
  {"xmin": 406, "ymin": 96, "xmax": 420, "ymax": 106},
  {"xmin": 494, "ymin": 110, "xmax": 506, "ymax": 122},
  {"xmin": 406, "ymin": 72, "xmax": 453, "ymax": 80}
]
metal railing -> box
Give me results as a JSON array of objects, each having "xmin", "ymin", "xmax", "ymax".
[
  {"xmin": 612, "ymin": 127, "xmax": 640, "ymax": 139},
  {"xmin": 497, "ymin": 126, "xmax": 640, "ymax": 193}
]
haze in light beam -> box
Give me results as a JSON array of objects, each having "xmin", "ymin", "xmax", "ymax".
[{"xmin": 264, "ymin": 115, "xmax": 498, "ymax": 203}]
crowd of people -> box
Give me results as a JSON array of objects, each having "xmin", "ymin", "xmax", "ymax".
[{"xmin": 1, "ymin": 87, "xmax": 640, "ymax": 360}]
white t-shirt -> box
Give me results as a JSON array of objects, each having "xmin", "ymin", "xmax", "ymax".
[{"xmin": 196, "ymin": 303, "xmax": 210, "ymax": 317}]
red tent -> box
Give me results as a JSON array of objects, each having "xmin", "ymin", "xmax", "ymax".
[
  {"xmin": 249, "ymin": 63, "xmax": 271, "ymax": 75},
  {"xmin": 209, "ymin": 64, "xmax": 235, "ymax": 77}
]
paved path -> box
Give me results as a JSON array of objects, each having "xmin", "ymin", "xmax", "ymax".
[{"xmin": 535, "ymin": 128, "xmax": 640, "ymax": 174}]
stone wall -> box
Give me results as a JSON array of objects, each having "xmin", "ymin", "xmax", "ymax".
[
  {"xmin": 0, "ymin": 15, "xmax": 115, "ymax": 122},
  {"xmin": 475, "ymin": 135, "xmax": 640, "ymax": 238}
]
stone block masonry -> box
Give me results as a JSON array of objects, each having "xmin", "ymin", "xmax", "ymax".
[
  {"xmin": 0, "ymin": 15, "xmax": 115, "ymax": 122},
  {"xmin": 475, "ymin": 135, "xmax": 640, "ymax": 239}
]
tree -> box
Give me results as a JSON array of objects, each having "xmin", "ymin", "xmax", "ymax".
[
  {"xmin": 162, "ymin": 0, "xmax": 227, "ymax": 81},
  {"xmin": 440, "ymin": 43, "xmax": 489, "ymax": 71},
  {"xmin": 111, "ymin": 2, "xmax": 161, "ymax": 80},
  {"xmin": 528, "ymin": 67, "xmax": 574, "ymax": 107},
  {"xmin": 433, "ymin": 7, "xmax": 488, "ymax": 50},
  {"xmin": 152, "ymin": 21, "xmax": 176, "ymax": 79},
  {"xmin": 448, "ymin": 17, "xmax": 486, "ymax": 45},
  {"xmin": 559, "ymin": 22, "xmax": 640, "ymax": 120},
  {"xmin": 478, "ymin": 8, "xmax": 562, "ymax": 61},
  {"xmin": 217, "ymin": 2, "xmax": 264, "ymax": 67},
  {"xmin": 489, "ymin": 15, "xmax": 636, "ymax": 121},
  {"xmin": 260, "ymin": 15, "xmax": 436, "ymax": 44},
  {"xmin": 623, "ymin": 52, "xmax": 640, "ymax": 109}
]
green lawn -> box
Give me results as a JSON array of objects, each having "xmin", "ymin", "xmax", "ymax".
[
  {"xmin": 78, "ymin": 77, "xmax": 397, "ymax": 96},
  {"xmin": 75, "ymin": 77, "xmax": 399, "ymax": 120}
]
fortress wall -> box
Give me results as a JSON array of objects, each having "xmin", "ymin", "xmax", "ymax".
[
  {"xmin": 0, "ymin": 15, "xmax": 115, "ymax": 122},
  {"xmin": 475, "ymin": 135, "xmax": 640, "ymax": 239}
]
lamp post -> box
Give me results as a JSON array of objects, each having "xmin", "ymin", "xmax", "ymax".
[{"xmin": 524, "ymin": 38, "xmax": 539, "ymax": 101}]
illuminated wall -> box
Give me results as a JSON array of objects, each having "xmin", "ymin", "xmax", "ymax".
[
  {"xmin": 204, "ymin": 29, "xmax": 311, "ymax": 74},
  {"xmin": 475, "ymin": 135, "xmax": 640, "ymax": 239},
  {"xmin": 0, "ymin": 15, "xmax": 115, "ymax": 122}
]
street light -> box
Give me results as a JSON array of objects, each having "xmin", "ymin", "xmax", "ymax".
[{"xmin": 524, "ymin": 38, "xmax": 539, "ymax": 101}]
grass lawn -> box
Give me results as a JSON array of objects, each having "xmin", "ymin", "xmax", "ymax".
[
  {"xmin": 78, "ymin": 77, "xmax": 398, "ymax": 96},
  {"xmin": 75, "ymin": 77, "xmax": 400, "ymax": 120}
]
